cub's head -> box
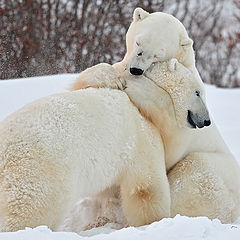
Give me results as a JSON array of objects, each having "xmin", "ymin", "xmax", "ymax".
[
  {"xmin": 125, "ymin": 8, "xmax": 194, "ymax": 76},
  {"xmin": 145, "ymin": 59, "xmax": 211, "ymax": 129}
]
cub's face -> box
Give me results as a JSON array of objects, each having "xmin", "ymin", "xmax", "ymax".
[
  {"xmin": 127, "ymin": 29, "xmax": 179, "ymax": 75},
  {"xmin": 124, "ymin": 8, "xmax": 193, "ymax": 76}
]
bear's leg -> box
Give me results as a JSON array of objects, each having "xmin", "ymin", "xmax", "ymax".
[
  {"xmin": 120, "ymin": 161, "xmax": 170, "ymax": 226},
  {"xmin": 168, "ymin": 152, "xmax": 240, "ymax": 223},
  {"xmin": 0, "ymin": 157, "xmax": 71, "ymax": 231},
  {"xmin": 74, "ymin": 186, "xmax": 126, "ymax": 232}
]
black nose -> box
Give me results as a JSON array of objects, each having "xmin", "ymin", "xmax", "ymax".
[
  {"xmin": 204, "ymin": 120, "xmax": 211, "ymax": 126},
  {"xmin": 130, "ymin": 67, "xmax": 144, "ymax": 75}
]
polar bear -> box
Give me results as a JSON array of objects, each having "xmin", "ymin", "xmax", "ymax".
[
  {"xmin": 73, "ymin": 7, "xmax": 202, "ymax": 91},
  {"xmin": 133, "ymin": 62, "xmax": 240, "ymax": 223},
  {"xmin": 115, "ymin": 8, "xmax": 196, "ymax": 75},
  {"xmin": 71, "ymin": 59, "xmax": 240, "ymax": 228},
  {"xmin": 0, "ymin": 59, "xmax": 210, "ymax": 232},
  {"xmin": 69, "ymin": 8, "xmax": 240, "ymax": 229},
  {"xmin": 0, "ymin": 88, "xmax": 170, "ymax": 231}
]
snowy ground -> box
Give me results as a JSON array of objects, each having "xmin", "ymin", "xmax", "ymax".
[{"xmin": 0, "ymin": 74, "xmax": 240, "ymax": 239}]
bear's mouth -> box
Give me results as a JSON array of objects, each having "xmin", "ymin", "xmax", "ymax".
[{"xmin": 187, "ymin": 110, "xmax": 196, "ymax": 128}]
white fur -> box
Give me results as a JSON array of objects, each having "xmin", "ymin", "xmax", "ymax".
[
  {"xmin": 133, "ymin": 61, "xmax": 240, "ymax": 224},
  {"xmin": 0, "ymin": 88, "xmax": 171, "ymax": 231},
  {"xmin": 2, "ymin": 7, "xmax": 239, "ymax": 233},
  {"xmin": 68, "ymin": 8, "xmax": 240, "ymax": 231},
  {"xmin": 113, "ymin": 8, "xmax": 196, "ymax": 80},
  {"xmin": 66, "ymin": 60, "xmax": 240, "ymax": 232}
]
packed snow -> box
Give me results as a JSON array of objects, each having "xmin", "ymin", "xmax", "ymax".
[
  {"xmin": 0, "ymin": 74, "xmax": 240, "ymax": 239},
  {"xmin": 1, "ymin": 216, "xmax": 240, "ymax": 240}
]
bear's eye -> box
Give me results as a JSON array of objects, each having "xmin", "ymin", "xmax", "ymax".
[
  {"xmin": 195, "ymin": 90, "xmax": 200, "ymax": 97},
  {"xmin": 136, "ymin": 41, "xmax": 140, "ymax": 46},
  {"xmin": 137, "ymin": 52, "xmax": 143, "ymax": 56}
]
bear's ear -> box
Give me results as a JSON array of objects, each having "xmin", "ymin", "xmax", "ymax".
[
  {"xmin": 180, "ymin": 37, "xmax": 193, "ymax": 50},
  {"xmin": 133, "ymin": 8, "xmax": 150, "ymax": 22},
  {"xmin": 168, "ymin": 58, "xmax": 178, "ymax": 72}
]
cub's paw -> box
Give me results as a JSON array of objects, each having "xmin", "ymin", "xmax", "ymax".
[
  {"xmin": 109, "ymin": 75, "xmax": 126, "ymax": 90},
  {"xmin": 72, "ymin": 63, "xmax": 126, "ymax": 91}
]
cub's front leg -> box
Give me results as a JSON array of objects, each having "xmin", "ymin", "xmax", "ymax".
[{"xmin": 72, "ymin": 63, "xmax": 126, "ymax": 91}]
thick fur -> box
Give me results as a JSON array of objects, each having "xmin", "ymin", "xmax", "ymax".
[
  {"xmin": 0, "ymin": 88, "xmax": 171, "ymax": 231},
  {"xmin": 68, "ymin": 60, "xmax": 240, "ymax": 232},
  {"xmin": 117, "ymin": 8, "xmax": 195, "ymax": 72},
  {"xmin": 69, "ymin": 8, "xmax": 240, "ymax": 230},
  {"xmin": 73, "ymin": 7, "xmax": 202, "ymax": 91},
  {"xmin": 126, "ymin": 70, "xmax": 240, "ymax": 223}
]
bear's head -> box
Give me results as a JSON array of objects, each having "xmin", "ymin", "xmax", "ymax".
[
  {"xmin": 144, "ymin": 58, "xmax": 210, "ymax": 129},
  {"xmin": 123, "ymin": 8, "xmax": 195, "ymax": 76}
]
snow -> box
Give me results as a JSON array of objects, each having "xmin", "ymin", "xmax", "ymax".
[
  {"xmin": 0, "ymin": 74, "xmax": 77, "ymax": 120},
  {"xmin": 0, "ymin": 74, "xmax": 240, "ymax": 239},
  {"xmin": 205, "ymin": 85, "xmax": 240, "ymax": 161},
  {"xmin": 0, "ymin": 216, "xmax": 240, "ymax": 240}
]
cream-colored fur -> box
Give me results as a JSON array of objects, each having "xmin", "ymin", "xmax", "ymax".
[
  {"xmin": 0, "ymin": 87, "xmax": 172, "ymax": 231},
  {"xmin": 65, "ymin": 59, "xmax": 240, "ymax": 232},
  {"xmin": 73, "ymin": 8, "xmax": 202, "ymax": 91},
  {"xmin": 68, "ymin": 8, "xmax": 240, "ymax": 230},
  {"xmin": 127, "ymin": 67, "xmax": 240, "ymax": 223},
  {"xmin": 115, "ymin": 8, "xmax": 196, "ymax": 73},
  {"xmin": 70, "ymin": 9, "xmax": 240, "ymax": 228}
]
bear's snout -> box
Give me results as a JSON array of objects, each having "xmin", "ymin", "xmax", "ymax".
[{"xmin": 187, "ymin": 110, "xmax": 211, "ymax": 129}]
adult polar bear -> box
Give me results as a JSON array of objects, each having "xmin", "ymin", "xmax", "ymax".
[
  {"xmin": 0, "ymin": 59, "xmax": 208, "ymax": 232},
  {"xmin": 0, "ymin": 88, "xmax": 168, "ymax": 231},
  {"xmin": 72, "ymin": 8, "xmax": 240, "ymax": 225}
]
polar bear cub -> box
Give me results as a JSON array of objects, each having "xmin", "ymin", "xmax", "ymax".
[
  {"xmin": 119, "ymin": 8, "xmax": 195, "ymax": 74},
  {"xmin": 73, "ymin": 7, "xmax": 201, "ymax": 91}
]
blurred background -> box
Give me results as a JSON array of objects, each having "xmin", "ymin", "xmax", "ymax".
[{"xmin": 0, "ymin": 0, "xmax": 239, "ymax": 87}]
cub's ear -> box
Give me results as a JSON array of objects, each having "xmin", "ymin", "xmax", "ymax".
[
  {"xmin": 133, "ymin": 8, "xmax": 150, "ymax": 22},
  {"xmin": 180, "ymin": 37, "xmax": 193, "ymax": 49},
  {"xmin": 168, "ymin": 58, "xmax": 178, "ymax": 72}
]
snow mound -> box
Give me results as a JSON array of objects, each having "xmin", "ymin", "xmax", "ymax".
[{"xmin": 0, "ymin": 215, "xmax": 240, "ymax": 240}]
